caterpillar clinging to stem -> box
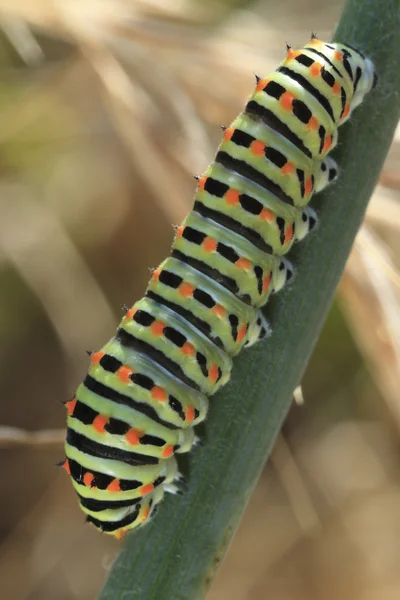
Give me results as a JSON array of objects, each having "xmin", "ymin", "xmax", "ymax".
[{"xmin": 61, "ymin": 36, "xmax": 377, "ymax": 539}]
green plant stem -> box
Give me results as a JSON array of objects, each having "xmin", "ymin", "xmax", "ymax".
[{"xmin": 99, "ymin": 1, "xmax": 400, "ymax": 598}]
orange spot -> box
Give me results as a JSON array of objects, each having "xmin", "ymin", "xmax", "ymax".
[
  {"xmin": 141, "ymin": 505, "xmax": 151, "ymax": 522},
  {"xmin": 93, "ymin": 414, "xmax": 108, "ymax": 433},
  {"xmin": 305, "ymin": 177, "xmax": 313, "ymax": 195},
  {"xmin": 114, "ymin": 529, "xmax": 127, "ymax": 540},
  {"xmin": 151, "ymin": 386, "xmax": 167, "ymax": 402},
  {"xmin": 323, "ymin": 135, "xmax": 332, "ymax": 153},
  {"xmin": 237, "ymin": 324, "xmax": 248, "ymax": 343},
  {"xmin": 309, "ymin": 38, "xmax": 322, "ymax": 47},
  {"xmin": 83, "ymin": 472, "xmax": 95, "ymax": 487},
  {"xmin": 140, "ymin": 483, "xmax": 154, "ymax": 496},
  {"xmin": 182, "ymin": 342, "xmax": 195, "ymax": 356},
  {"xmin": 224, "ymin": 127, "xmax": 234, "ymax": 142},
  {"xmin": 236, "ymin": 257, "xmax": 251, "ymax": 270},
  {"xmin": 179, "ymin": 282, "xmax": 195, "ymax": 298},
  {"xmin": 151, "ymin": 321, "xmax": 165, "ymax": 336},
  {"xmin": 186, "ymin": 405, "xmax": 195, "ymax": 423},
  {"xmin": 202, "ymin": 237, "xmax": 217, "ymax": 253},
  {"xmin": 126, "ymin": 428, "xmax": 142, "ymax": 446},
  {"xmin": 162, "ymin": 445, "xmax": 174, "ymax": 458},
  {"xmin": 209, "ymin": 363, "xmax": 219, "ymax": 383},
  {"xmin": 152, "ymin": 269, "xmax": 161, "ymax": 282},
  {"xmin": 284, "ymin": 224, "xmax": 294, "ymax": 244},
  {"xmin": 334, "ymin": 50, "xmax": 343, "ymax": 61},
  {"xmin": 281, "ymin": 161, "xmax": 295, "ymax": 175},
  {"xmin": 66, "ymin": 398, "xmax": 77, "ymax": 416},
  {"xmin": 286, "ymin": 48, "xmax": 300, "ymax": 61},
  {"xmin": 198, "ymin": 176, "xmax": 207, "ymax": 191},
  {"xmin": 332, "ymin": 82, "xmax": 341, "ymax": 95},
  {"xmin": 91, "ymin": 351, "xmax": 104, "ymax": 365},
  {"xmin": 176, "ymin": 225, "xmax": 184, "ymax": 238},
  {"xmin": 62, "ymin": 459, "xmax": 70, "ymax": 475},
  {"xmin": 280, "ymin": 91, "xmax": 295, "ymax": 111},
  {"xmin": 286, "ymin": 48, "xmax": 295, "ymax": 60},
  {"xmin": 107, "ymin": 479, "xmax": 121, "ymax": 492},
  {"xmin": 118, "ymin": 366, "xmax": 133, "ymax": 383},
  {"xmin": 260, "ymin": 208, "xmax": 274, "ymax": 222},
  {"xmin": 212, "ymin": 304, "xmax": 226, "ymax": 318},
  {"xmin": 263, "ymin": 273, "xmax": 271, "ymax": 293},
  {"xmin": 225, "ymin": 189, "xmax": 240, "ymax": 205},
  {"xmin": 256, "ymin": 77, "xmax": 269, "ymax": 92},
  {"xmin": 310, "ymin": 62, "xmax": 322, "ymax": 77},
  {"xmin": 126, "ymin": 307, "xmax": 137, "ymax": 321},
  {"xmin": 250, "ymin": 140, "xmax": 265, "ymax": 156},
  {"xmin": 308, "ymin": 116, "xmax": 318, "ymax": 130},
  {"xmin": 341, "ymin": 104, "xmax": 350, "ymax": 120}
]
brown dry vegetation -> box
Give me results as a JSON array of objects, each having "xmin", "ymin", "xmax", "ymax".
[{"xmin": 0, "ymin": 1, "xmax": 399, "ymax": 599}]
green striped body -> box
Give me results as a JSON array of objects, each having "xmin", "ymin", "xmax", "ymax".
[{"xmin": 62, "ymin": 38, "xmax": 376, "ymax": 538}]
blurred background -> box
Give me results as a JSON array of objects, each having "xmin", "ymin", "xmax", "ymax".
[{"xmin": 0, "ymin": 1, "xmax": 399, "ymax": 599}]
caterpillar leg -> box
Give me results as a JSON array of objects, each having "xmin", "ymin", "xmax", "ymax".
[
  {"xmin": 244, "ymin": 310, "xmax": 271, "ymax": 348},
  {"xmin": 295, "ymin": 206, "xmax": 318, "ymax": 242},
  {"xmin": 313, "ymin": 156, "xmax": 338, "ymax": 193},
  {"xmin": 295, "ymin": 157, "xmax": 338, "ymax": 242},
  {"xmin": 164, "ymin": 483, "xmax": 183, "ymax": 495},
  {"xmin": 272, "ymin": 257, "xmax": 294, "ymax": 293}
]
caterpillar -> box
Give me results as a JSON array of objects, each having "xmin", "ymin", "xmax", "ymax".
[{"xmin": 61, "ymin": 37, "xmax": 376, "ymax": 539}]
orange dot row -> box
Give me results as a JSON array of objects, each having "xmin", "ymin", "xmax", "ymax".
[
  {"xmin": 142, "ymin": 317, "xmax": 221, "ymax": 383},
  {"xmin": 223, "ymin": 128, "xmax": 300, "ymax": 179},
  {"xmin": 175, "ymin": 224, "xmax": 261, "ymax": 276},
  {"xmin": 113, "ymin": 507, "xmax": 151, "ymax": 537},
  {"xmin": 63, "ymin": 459, "xmax": 159, "ymax": 511},
  {"xmin": 197, "ymin": 179, "xmax": 299, "ymax": 233},
  {"xmin": 90, "ymin": 351, "xmax": 136, "ymax": 384},
  {"xmin": 87, "ymin": 351, "xmax": 178, "ymax": 408}
]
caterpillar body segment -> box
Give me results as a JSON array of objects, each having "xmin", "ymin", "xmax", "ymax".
[{"xmin": 63, "ymin": 39, "xmax": 376, "ymax": 538}]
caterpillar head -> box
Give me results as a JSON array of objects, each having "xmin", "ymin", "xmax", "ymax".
[
  {"xmin": 305, "ymin": 38, "xmax": 377, "ymax": 124},
  {"xmin": 340, "ymin": 44, "xmax": 377, "ymax": 121}
]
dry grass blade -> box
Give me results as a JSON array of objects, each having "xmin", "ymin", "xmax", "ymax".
[
  {"xmin": 109, "ymin": 38, "xmax": 213, "ymax": 175},
  {"xmin": 0, "ymin": 183, "xmax": 116, "ymax": 376},
  {"xmin": 80, "ymin": 41, "xmax": 191, "ymax": 222},
  {"xmin": 0, "ymin": 426, "xmax": 65, "ymax": 447},
  {"xmin": 1, "ymin": 14, "xmax": 44, "ymax": 64},
  {"xmin": 379, "ymin": 122, "xmax": 400, "ymax": 190},
  {"xmin": 0, "ymin": 478, "xmax": 111, "ymax": 600},
  {"xmin": 0, "ymin": 0, "xmax": 136, "ymax": 40},
  {"xmin": 271, "ymin": 434, "xmax": 321, "ymax": 534},
  {"xmin": 366, "ymin": 186, "xmax": 400, "ymax": 232},
  {"xmin": 339, "ymin": 226, "xmax": 400, "ymax": 427},
  {"xmin": 0, "ymin": 1, "xmax": 281, "ymax": 225}
]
